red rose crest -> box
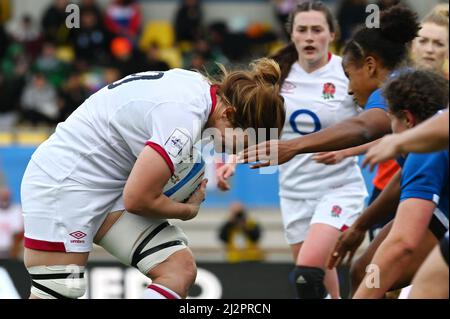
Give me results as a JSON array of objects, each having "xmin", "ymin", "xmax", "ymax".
[{"xmin": 323, "ymin": 82, "xmax": 336, "ymax": 100}]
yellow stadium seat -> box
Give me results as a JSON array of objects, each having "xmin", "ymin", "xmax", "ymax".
[
  {"xmin": 139, "ymin": 21, "xmax": 175, "ymax": 51},
  {"xmin": 159, "ymin": 47, "xmax": 183, "ymax": 69}
]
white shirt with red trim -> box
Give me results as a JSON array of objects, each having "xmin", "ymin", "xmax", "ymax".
[
  {"xmin": 279, "ymin": 54, "xmax": 367, "ymax": 199},
  {"xmin": 30, "ymin": 70, "xmax": 215, "ymax": 188}
]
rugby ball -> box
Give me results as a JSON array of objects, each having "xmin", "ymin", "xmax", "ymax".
[{"xmin": 163, "ymin": 148, "xmax": 206, "ymax": 203}]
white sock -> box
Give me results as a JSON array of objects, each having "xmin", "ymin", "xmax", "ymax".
[{"xmin": 142, "ymin": 283, "xmax": 181, "ymax": 299}]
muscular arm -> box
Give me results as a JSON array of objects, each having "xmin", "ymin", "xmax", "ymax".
[
  {"xmin": 363, "ymin": 110, "xmax": 449, "ymax": 169},
  {"xmin": 391, "ymin": 110, "xmax": 448, "ymax": 154},
  {"xmin": 123, "ymin": 146, "xmax": 196, "ymax": 220},
  {"xmin": 353, "ymin": 170, "xmax": 401, "ymax": 232},
  {"xmin": 353, "ymin": 198, "xmax": 435, "ymax": 299},
  {"xmin": 240, "ymin": 108, "xmax": 392, "ymax": 167},
  {"xmin": 291, "ymin": 108, "xmax": 391, "ymax": 154}
]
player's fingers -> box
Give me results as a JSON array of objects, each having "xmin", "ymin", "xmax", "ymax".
[
  {"xmin": 217, "ymin": 180, "xmax": 230, "ymax": 191},
  {"xmin": 201, "ymin": 179, "xmax": 208, "ymax": 189},
  {"xmin": 224, "ymin": 168, "xmax": 235, "ymax": 179},
  {"xmin": 250, "ymin": 161, "xmax": 270, "ymax": 169}
]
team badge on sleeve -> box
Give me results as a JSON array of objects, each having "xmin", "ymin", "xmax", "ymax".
[
  {"xmin": 331, "ymin": 205, "xmax": 342, "ymax": 218},
  {"xmin": 322, "ymin": 83, "xmax": 336, "ymax": 100},
  {"xmin": 165, "ymin": 129, "xmax": 191, "ymax": 160}
]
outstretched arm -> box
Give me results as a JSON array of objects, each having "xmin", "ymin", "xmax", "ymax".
[
  {"xmin": 239, "ymin": 108, "xmax": 391, "ymax": 167},
  {"xmin": 363, "ymin": 110, "xmax": 449, "ymax": 169}
]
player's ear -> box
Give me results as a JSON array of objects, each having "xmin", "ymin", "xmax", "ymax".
[
  {"xmin": 365, "ymin": 56, "xmax": 377, "ymax": 77},
  {"xmin": 403, "ymin": 110, "xmax": 416, "ymax": 128},
  {"xmin": 222, "ymin": 107, "xmax": 235, "ymax": 123}
]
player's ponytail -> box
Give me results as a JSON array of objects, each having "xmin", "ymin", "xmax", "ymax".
[
  {"xmin": 344, "ymin": 5, "xmax": 420, "ymax": 70},
  {"xmin": 209, "ymin": 58, "xmax": 286, "ymax": 140}
]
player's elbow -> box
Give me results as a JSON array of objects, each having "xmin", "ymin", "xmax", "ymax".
[
  {"xmin": 124, "ymin": 187, "xmax": 160, "ymax": 216},
  {"xmin": 390, "ymin": 235, "xmax": 418, "ymax": 257},
  {"xmin": 123, "ymin": 191, "xmax": 142, "ymax": 214}
]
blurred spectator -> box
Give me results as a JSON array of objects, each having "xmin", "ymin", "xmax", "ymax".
[
  {"xmin": 70, "ymin": 8, "xmax": 111, "ymax": 65},
  {"xmin": 20, "ymin": 73, "xmax": 59, "ymax": 126},
  {"xmin": 0, "ymin": 73, "xmax": 25, "ymax": 129},
  {"xmin": 33, "ymin": 41, "xmax": 70, "ymax": 88},
  {"xmin": 7, "ymin": 14, "xmax": 42, "ymax": 58},
  {"xmin": 174, "ymin": 0, "xmax": 203, "ymax": 43},
  {"xmin": 183, "ymin": 38, "xmax": 226, "ymax": 74},
  {"xmin": 110, "ymin": 36, "xmax": 145, "ymax": 77},
  {"xmin": 57, "ymin": 71, "xmax": 88, "ymax": 122},
  {"xmin": 0, "ymin": 19, "xmax": 10, "ymax": 59},
  {"xmin": 79, "ymin": 0, "xmax": 104, "ymax": 27},
  {"xmin": 142, "ymin": 43, "xmax": 170, "ymax": 71},
  {"xmin": 219, "ymin": 202, "xmax": 265, "ymax": 263},
  {"xmin": 272, "ymin": 0, "xmax": 297, "ymax": 39},
  {"xmin": 0, "ymin": 187, "xmax": 23, "ymax": 260},
  {"xmin": 376, "ymin": 0, "xmax": 403, "ymax": 11},
  {"xmin": 104, "ymin": 0, "xmax": 141, "ymax": 44},
  {"xmin": 41, "ymin": 0, "xmax": 71, "ymax": 44},
  {"xmin": 0, "ymin": 43, "xmax": 27, "ymax": 128},
  {"xmin": 337, "ymin": 0, "xmax": 368, "ymax": 49},
  {"xmin": 208, "ymin": 22, "xmax": 247, "ymax": 61}
]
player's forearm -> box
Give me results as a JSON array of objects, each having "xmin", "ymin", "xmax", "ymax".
[
  {"xmin": 353, "ymin": 171, "xmax": 401, "ymax": 231},
  {"xmin": 126, "ymin": 193, "xmax": 192, "ymax": 220},
  {"xmin": 353, "ymin": 236, "xmax": 415, "ymax": 299},
  {"xmin": 290, "ymin": 112, "xmax": 390, "ymax": 155},
  {"xmin": 341, "ymin": 139, "xmax": 381, "ymax": 157},
  {"xmin": 397, "ymin": 111, "xmax": 449, "ymax": 153}
]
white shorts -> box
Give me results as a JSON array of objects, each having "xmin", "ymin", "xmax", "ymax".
[
  {"xmin": 21, "ymin": 160, "xmax": 123, "ymax": 253},
  {"xmin": 280, "ymin": 184, "xmax": 367, "ymax": 245}
]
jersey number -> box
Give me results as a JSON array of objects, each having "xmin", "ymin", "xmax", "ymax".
[
  {"xmin": 289, "ymin": 109, "xmax": 322, "ymax": 135},
  {"xmin": 108, "ymin": 72, "xmax": 164, "ymax": 89}
]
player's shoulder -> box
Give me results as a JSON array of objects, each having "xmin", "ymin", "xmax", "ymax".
[{"xmin": 404, "ymin": 150, "xmax": 449, "ymax": 172}]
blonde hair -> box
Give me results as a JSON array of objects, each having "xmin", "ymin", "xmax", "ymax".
[
  {"xmin": 422, "ymin": 4, "xmax": 449, "ymax": 29},
  {"xmin": 209, "ymin": 58, "xmax": 286, "ymax": 139}
]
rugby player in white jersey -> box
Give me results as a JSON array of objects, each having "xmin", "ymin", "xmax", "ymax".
[
  {"xmin": 20, "ymin": 59, "xmax": 286, "ymax": 299},
  {"xmin": 218, "ymin": 1, "xmax": 367, "ymax": 299}
]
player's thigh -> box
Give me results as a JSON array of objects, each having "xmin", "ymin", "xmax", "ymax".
[
  {"xmin": 280, "ymin": 197, "xmax": 314, "ymax": 249},
  {"xmin": 24, "ymin": 249, "xmax": 89, "ymax": 268},
  {"xmin": 391, "ymin": 229, "xmax": 438, "ymax": 290},
  {"xmin": 409, "ymin": 245, "xmax": 449, "ymax": 299}
]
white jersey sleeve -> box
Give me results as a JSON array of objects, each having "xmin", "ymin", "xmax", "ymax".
[{"xmin": 144, "ymin": 102, "xmax": 203, "ymax": 174}]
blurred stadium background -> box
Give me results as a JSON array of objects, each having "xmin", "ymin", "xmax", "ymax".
[{"xmin": 0, "ymin": 0, "xmax": 447, "ymax": 298}]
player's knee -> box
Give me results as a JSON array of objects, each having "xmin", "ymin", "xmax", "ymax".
[
  {"xmin": 27, "ymin": 265, "xmax": 86, "ymax": 299},
  {"xmin": 293, "ymin": 265, "xmax": 327, "ymax": 299}
]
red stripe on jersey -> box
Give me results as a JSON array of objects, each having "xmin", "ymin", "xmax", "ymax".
[
  {"xmin": 340, "ymin": 225, "xmax": 349, "ymax": 232},
  {"xmin": 24, "ymin": 237, "xmax": 66, "ymax": 252},
  {"xmin": 328, "ymin": 52, "xmax": 332, "ymax": 62},
  {"xmin": 209, "ymin": 85, "xmax": 218, "ymax": 119},
  {"xmin": 146, "ymin": 141, "xmax": 175, "ymax": 175},
  {"xmin": 147, "ymin": 284, "xmax": 178, "ymax": 299}
]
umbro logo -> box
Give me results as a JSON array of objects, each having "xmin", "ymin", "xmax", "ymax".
[{"xmin": 69, "ymin": 231, "xmax": 86, "ymax": 240}]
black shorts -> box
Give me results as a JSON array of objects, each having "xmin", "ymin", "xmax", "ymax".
[
  {"xmin": 440, "ymin": 231, "xmax": 449, "ymax": 267},
  {"xmin": 429, "ymin": 214, "xmax": 448, "ymax": 241}
]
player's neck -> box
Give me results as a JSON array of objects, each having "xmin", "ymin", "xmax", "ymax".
[{"xmin": 297, "ymin": 55, "xmax": 329, "ymax": 74}]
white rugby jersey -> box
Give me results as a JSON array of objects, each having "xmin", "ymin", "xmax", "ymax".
[
  {"xmin": 31, "ymin": 69, "xmax": 215, "ymax": 188},
  {"xmin": 279, "ymin": 55, "xmax": 366, "ymax": 199}
]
